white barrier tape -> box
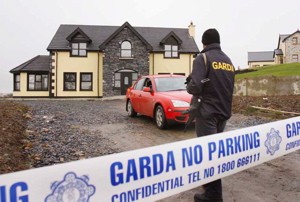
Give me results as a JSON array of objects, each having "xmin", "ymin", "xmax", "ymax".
[{"xmin": 0, "ymin": 116, "xmax": 299, "ymax": 202}]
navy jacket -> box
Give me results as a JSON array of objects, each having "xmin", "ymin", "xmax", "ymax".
[{"xmin": 187, "ymin": 43, "xmax": 235, "ymax": 120}]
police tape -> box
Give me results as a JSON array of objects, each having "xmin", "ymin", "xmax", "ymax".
[{"xmin": 0, "ymin": 117, "xmax": 299, "ymax": 202}]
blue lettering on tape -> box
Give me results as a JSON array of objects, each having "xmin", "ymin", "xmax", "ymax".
[
  {"xmin": 111, "ymin": 176, "xmax": 183, "ymax": 201},
  {"xmin": 182, "ymin": 145, "xmax": 203, "ymax": 168},
  {"xmin": 110, "ymin": 151, "xmax": 176, "ymax": 186},
  {"xmin": 0, "ymin": 182, "xmax": 28, "ymax": 202},
  {"xmin": 208, "ymin": 132, "xmax": 260, "ymax": 160},
  {"xmin": 286, "ymin": 139, "xmax": 300, "ymax": 150},
  {"xmin": 286, "ymin": 121, "xmax": 300, "ymax": 138}
]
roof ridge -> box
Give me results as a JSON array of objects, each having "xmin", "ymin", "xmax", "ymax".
[{"xmin": 59, "ymin": 23, "xmax": 188, "ymax": 30}]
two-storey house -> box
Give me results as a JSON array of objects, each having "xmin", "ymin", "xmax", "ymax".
[
  {"xmin": 10, "ymin": 22, "xmax": 199, "ymax": 98},
  {"xmin": 247, "ymin": 30, "xmax": 300, "ymax": 68},
  {"xmin": 274, "ymin": 30, "xmax": 300, "ymax": 64}
]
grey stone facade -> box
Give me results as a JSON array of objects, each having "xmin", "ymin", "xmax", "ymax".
[
  {"xmin": 102, "ymin": 28, "xmax": 149, "ymax": 96},
  {"xmin": 285, "ymin": 33, "xmax": 300, "ymax": 63}
]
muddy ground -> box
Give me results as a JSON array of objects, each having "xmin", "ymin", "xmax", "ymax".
[{"xmin": 0, "ymin": 95, "xmax": 299, "ymax": 202}]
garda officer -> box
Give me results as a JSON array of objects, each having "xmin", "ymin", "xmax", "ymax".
[{"xmin": 187, "ymin": 28, "xmax": 235, "ymax": 202}]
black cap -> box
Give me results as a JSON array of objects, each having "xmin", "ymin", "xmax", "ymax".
[{"xmin": 202, "ymin": 28, "xmax": 220, "ymax": 45}]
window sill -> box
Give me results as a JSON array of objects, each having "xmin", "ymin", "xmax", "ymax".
[
  {"xmin": 119, "ymin": 57, "xmax": 134, "ymax": 60},
  {"xmin": 27, "ymin": 90, "xmax": 49, "ymax": 91},
  {"xmin": 163, "ymin": 57, "xmax": 180, "ymax": 59}
]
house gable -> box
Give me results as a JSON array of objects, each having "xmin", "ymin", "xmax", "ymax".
[
  {"xmin": 282, "ymin": 30, "xmax": 300, "ymax": 42},
  {"xmin": 66, "ymin": 27, "xmax": 92, "ymax": 43},
  {"xmin": 99, "ymin": 22, "xmax": 152, "ymax": 51},
  {"xmin": 160, "ymin": 31, "xmax": 182, "ymax": 46},
  {"xmin": 101, "ymin": 23, "xmax": 150, "ymax": 96}
]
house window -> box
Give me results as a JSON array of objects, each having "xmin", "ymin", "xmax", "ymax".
[
  {"xmin": 120, "ymin": 41, "xmax": 132, "ymax": 58},
  {"xmin": 114, "ymin": 70, "xmax": 138, "ymax": 88},
  {"xmin": 292, "ymin": 37, "xmax": 298, "ymax": 45},
  {"xmin": 80, "ymin": 73, "xmax": 92, "ymax": 91},
  {"xmin": 14, "ymin": 74, "xmax": 20, "ymax": 91},
  {"xmin": 28, "ymin": 73, "xmax": 48, "ymax": 91},
  {"xmin": 164, "ymin": 45, "xmax": 178, "ymax": 58},
  {"xmin": 64, "ymin": 73, "xmax": 76, "ymax": 91},
  {"xmin": 292, "ymin": 54, "xmax": 298, "ymax": 62},
  {"xmin": 114, "ymin": 72, "xmax": 121, "ymax": 87},
  {"xmin": 71, "ymin": 42, "xmax": 87, "ymax": 56}
]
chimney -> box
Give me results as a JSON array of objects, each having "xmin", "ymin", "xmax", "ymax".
[{"xmin": 188, "ymin": 21, "xmax": 195, "ymax": 38}]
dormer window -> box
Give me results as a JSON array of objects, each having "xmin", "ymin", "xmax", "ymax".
[
  {"xmin": 160, "ymin": 31, "xmax": 181, "ymax": 59},
  {"xmin": 121, "ymin": 41, "xmax": 132, "ymax": 58},
  {"xmin": 66, "ymin": 27, "xmax": 91, "ymax": 57},
  {"xmin": 164, "ymin": 45, "xmax": 178, "ymax": 58},
  {"xmin": 72, "ymin": 42, "xmax": 87, "ymax": 56}
]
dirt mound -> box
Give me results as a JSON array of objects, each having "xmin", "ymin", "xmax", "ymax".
[
  {"xmin": 0, "ymin": 101, "xmax": 30, "ymax": 173},
  {"xmin": 232, "ymin": 95, "xmax": 300, "ymax": 119}
]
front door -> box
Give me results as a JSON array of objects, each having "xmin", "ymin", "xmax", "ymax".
[{"xmin": 121, "ymin": 72, "xmax": 132, "ymax": 95}]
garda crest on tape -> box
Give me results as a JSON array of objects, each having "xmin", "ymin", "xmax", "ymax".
[
  {"xmin": 265, "ymin": 128, "xmax": 282, "ymax": 155},
  {"xmin": 45, "ymin": 172, "xmax": 95, "ymax": 202}
]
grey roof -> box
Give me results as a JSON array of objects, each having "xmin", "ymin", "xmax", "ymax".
[
  {"xmin": 248, "ymin": 51, "xmax": 274, "ymax": 62},
  {"xmin": 276, "ymin": 34, "xmax": 289, "ymax": 49},
  {"xmin": 47, "ymin": 23, "xmax": 200, "ymax": 53},
  {"xmin": 279, "ymin": 34, "xmax": 289, "ymax": 42},
  {"xmin": 274, "ymin": 49, "xmax": 283, "ymax": 55},
  {"xmin": 282, "ymin": 30, "xmax": 300, "ymax": 42},
  {"xmin": 10, "ymin": 55, "xmax": 50, "ymax": 73}
]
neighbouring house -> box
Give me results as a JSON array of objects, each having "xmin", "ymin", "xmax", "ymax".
[
  {"xmin": 248, "ymin": 29, "xmax": 300, "ymax": 68},
  {"xmin": 10, "ymin": 22, "xmax": 199, "ymax": 98},
  {"xmin": 248, "ymin": 51, "xmax": 275, "ymax": 68},
  {"xmin": 274, "ymin": 30, "xmax": 300, "ymax": 64}
]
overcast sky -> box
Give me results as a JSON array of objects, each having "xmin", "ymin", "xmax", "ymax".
[{"xmin": 0, "ymin": 0, "xmax": 299, "ymax": 93}]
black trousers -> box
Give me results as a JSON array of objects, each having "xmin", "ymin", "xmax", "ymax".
[{"xmin": 195, "ymin": 115, "xmax": 227, "ymax": 199}]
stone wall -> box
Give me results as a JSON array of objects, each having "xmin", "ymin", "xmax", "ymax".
[
  {"xmin": 234, "ymin": 76, "xmax": 300, "ymax": 96},
  {"xmin": 285, "ymin": 32, "xmax": 300, "ymax": 63},
  {"xmin": 102, "ymin": 27, "xmax": 149, "ymax": 96}
]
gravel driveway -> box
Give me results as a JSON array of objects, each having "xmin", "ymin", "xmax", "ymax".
[{"xmin": 19, "ymin": 98, "xmax": 299, "ymax": 202}]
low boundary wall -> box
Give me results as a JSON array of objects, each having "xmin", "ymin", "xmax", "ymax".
[{"xmin": 234, "ymin": 76, "xmax": 300, "ymax": 96}]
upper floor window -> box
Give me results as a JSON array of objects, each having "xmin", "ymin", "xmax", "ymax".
[
  {"xmin": 28, "ymin": 73, "xmax": 48, "ymax": 91},
  {"xmin": 71, "ymin": 42, "xmax": 87, "ymax": 56},
  {"xmin": 292, "ymin": 37, "xmax": 298, "ymax": 45},
  {"xmin": 14, "ymin": 74, "xmax": 20, "ymax": 91},
  {"xmin": 164, "ymin": 45, "xmax": 178, "ymax": 58},
  {"xmin": 64, "ymin": 72, "xmax": 76, "ymax": 91},
  {"xmin": 120, "ymin": 41, "xmax": 132, "ymax": 58}
]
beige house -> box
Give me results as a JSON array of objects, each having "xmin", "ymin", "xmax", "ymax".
[
  {"xmin": 248, "ymin": 51, "xmax": 275, "ymax": 68},
  {"xmin": 10, "ymin": 22, "xmax": 199, "ymax": 98},
  {"xmin": 248, "ymin": 30, "xmax": 300, "ymax": 68}
]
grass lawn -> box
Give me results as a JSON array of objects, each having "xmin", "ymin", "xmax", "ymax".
[{"xmin": 235, "ymin": 63, "xmax": 300, "ymax": 79}]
